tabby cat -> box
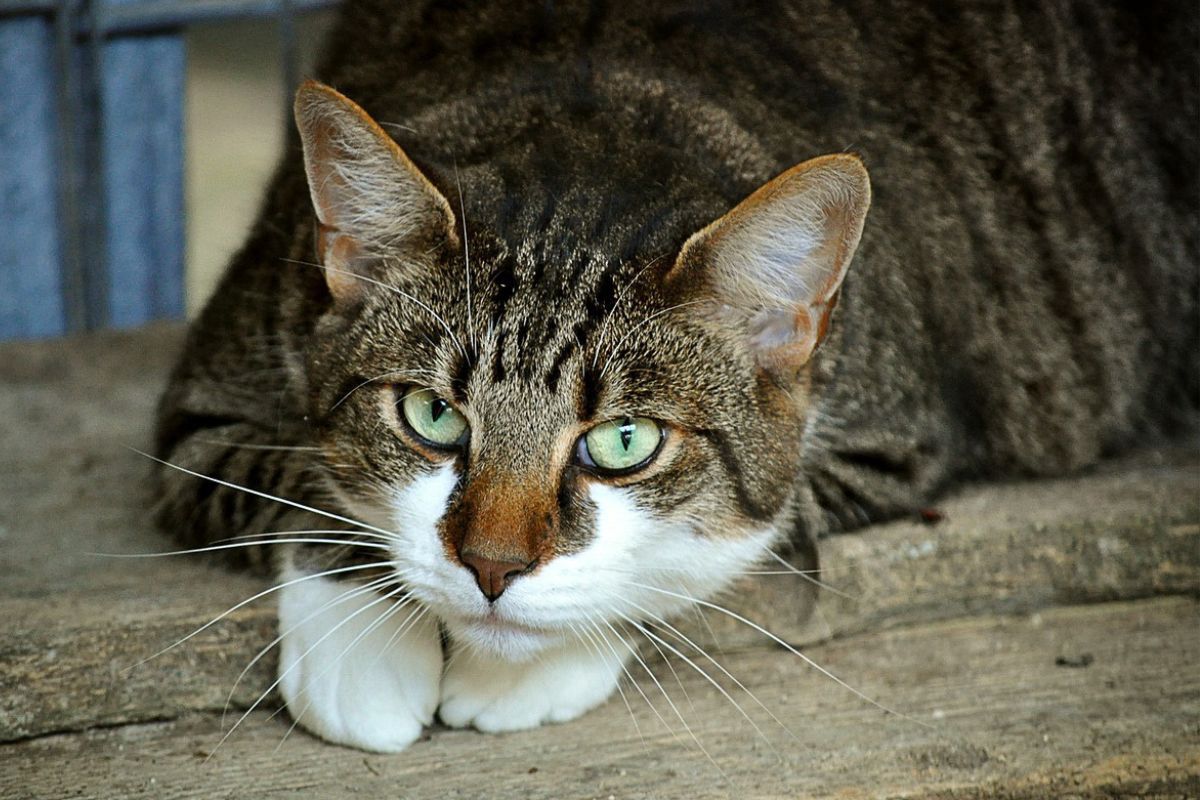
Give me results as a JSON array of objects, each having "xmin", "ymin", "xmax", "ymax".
[{"xmin": 154, "ymin": 0, "xmax": 1198, "ymax": 752}]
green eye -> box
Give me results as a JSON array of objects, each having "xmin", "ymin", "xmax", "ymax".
[
  {"xmin": 399, "ymin": 388, "xmax": 468, "ymax": 447},
  {"xmin": 580, "ymin": 417, "xmax": 663, "ymax": 474}
]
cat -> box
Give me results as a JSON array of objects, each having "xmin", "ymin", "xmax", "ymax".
[{"xmin": 154, "ymin": 0, "xmax": 1198, "ymax": 752}]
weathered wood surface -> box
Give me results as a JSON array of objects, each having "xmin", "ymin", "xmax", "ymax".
[
  {"xmin": 3, "ymin": 598, "xmax": 1197, "ymax": 799},
  {"xmin": 2, "ymin": 327, "xmax": 1198, "ymax": 743},
  {"xmin": 1, "ymin": 326, "xmax": 1198, "ymax": 797}
]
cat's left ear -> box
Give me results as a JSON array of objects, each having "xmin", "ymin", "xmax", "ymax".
[
  {"xmin": 667, "ymin": 154, "xmax": 870, "ymax": 372},
  {"xmin": 294, "ymin": 80, "xmax": 456, "ymax": 304}
]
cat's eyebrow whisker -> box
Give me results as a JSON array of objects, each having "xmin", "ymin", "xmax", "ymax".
[
  {"xmin": 134, "ymin": 449, "xmax": 402, "ymax": 540},
  {"xmin": 591, "ymin": 253, "xmax": 668, "ymax": 369},
  {"xmin": 222, "ymin": 574, "xmax": 396, "ymax": 728},
  {"xmin": 627, "ymin": 581, "xmax": 929, "ymax": 729},
  {"xmin": 377, "ymin": 120, "xmax": 418, "ymax": 134},
  {"xmin": 330, "ymin": 369, "xmax": 417, "ymax": 412},
  {"xmin": 126, "ymin": 562, "xmax": 395, "ymax": 673},
  {"xmin": 280, "ymin": 258, "xmax": 469, "ymax": 361},
  {"xmin": 453, "ymin": 163, "xmax": 476, "ymax": 357},
  {"xmin": 599, "ymin": 300, "xmax": 708, "ymax": 378},
  {"xmin": 209, "ymin": 583, "xmax": 408, "ymax": 761}
]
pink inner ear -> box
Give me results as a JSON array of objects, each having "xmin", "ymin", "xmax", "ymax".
[
  {"xmin": 669, "ymin": 154, "xmax": 870, "ymax": 373},
  {"xmin": 294, "ymin": 81, "xmax": 457, "ymax": 254},
  {"xmin": 319, "ymin": 228, "xmax": 369, "ymax": 303}
]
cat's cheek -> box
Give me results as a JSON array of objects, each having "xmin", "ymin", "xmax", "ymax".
[
  {"xmin": 386, "ymin": 463, "xmax": 484, "ymax": 610},
  {"xmin": 277, "ymin": 570, "xmax": 443, "ymax": 753},
  {"xmin": 533, "ymin": 483, "xmax": 783, "ymax": 625}
]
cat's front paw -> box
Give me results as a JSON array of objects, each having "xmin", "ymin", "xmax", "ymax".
[
  {"xmin": 438, "ymin": 635, "xmax": 628, "ymax": 733},
  {"xmin": 278, "ymin": 573, "xmax": 443, "ymax": 752}
]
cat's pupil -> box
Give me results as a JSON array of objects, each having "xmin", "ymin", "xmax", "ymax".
[
  {"xmin": 430, "ymin": 399, "xmax": 447, "ymax": 423},
  {"xmin": 619, "ymin": 419, "xmax": 634, "ymax": 451}
]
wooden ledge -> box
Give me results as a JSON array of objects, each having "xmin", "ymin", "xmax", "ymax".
[{"xmin": 1, "ymin": 326, "xmax": 1197, "ymax": 796}]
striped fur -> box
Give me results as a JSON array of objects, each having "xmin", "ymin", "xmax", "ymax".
[{"xmin": 153, "ymin": 0, "xmax": 1198, "ymax": 750}]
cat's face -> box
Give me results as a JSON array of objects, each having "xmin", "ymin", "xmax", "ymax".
[{"xmin": 294, "ymin": 81, "xmax": 869, "ymax": 660}]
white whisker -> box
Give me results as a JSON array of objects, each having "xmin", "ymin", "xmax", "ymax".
[
  {"xmin": 570, "ymin": 622, "xmax": 645, "ymax": 744},
  {"xmin": 454, "ymin": 164, "xmax": 475, "ymax": 356},
  {"xmin": 600, "ymin": 300, "xmax": 707, "ymax": 377},
  {"xmin": 132, "ymin": 449, "xmax": 400, "ymax": 539},
  {"xmin": 213, "ymin": 529, "xmax": 392, "ymax": 545},
  {"xmin": 93, "ymin": 538, "xmax": 390, "ymax": 559},
  {"xmin": 628, "ymin": 581, "xmax": 928, "ymax": 728},
  {"xmin": 208, "ymin": 583, "xmax": 407, "ymax": 760},
  {"xmin": 762, "ymin": 548, "xmax": 857, "ymax": 600},
  {"xmin": 126, "ymin": 562, "xmax": 394, "ymax": 672},
  {"xmin": 280, "ymin": 258, "xmax": 468, "ymax": 361},
  {"xmin": 275, "ymin": 588, "xmax": 414, "ymax": 749},
  {"xmin": 596, "ymin": 617, "xmax": 722, "ymax": 775},
  {"xmin": 585, "ymin": 619, "xmax": 675, "ymax": 740},
  {"xmin": 591, "ymin": 253, "xmax": 668, "ymax": 369},
  {"xmin": 222, "ymin": 574, "xmax": 396, "ymax": 727},
  {"xmin": 620, "ymin": 603, "xmax": 793, "ymax": 753}
]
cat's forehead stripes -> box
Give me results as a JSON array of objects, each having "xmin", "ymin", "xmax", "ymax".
[{"xmin": 449, "ymin": 236, "xmax": 642, "ymax": 411}]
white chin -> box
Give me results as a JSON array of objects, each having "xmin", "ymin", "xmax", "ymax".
[{"xmin": 448, "ymin": 615, "xmax": 565, "ymax": 662}]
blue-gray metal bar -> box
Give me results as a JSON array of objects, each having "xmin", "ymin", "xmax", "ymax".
[
  {"xmin": 0, "ymin": 0, "xmax": 339, "ymax": 31},
  {"xmin": 0, "ymin": 1, "xmax": 55, "ymax": 14},
  {"xmin": 0, "ymin": 15, "xmax": 67, "ymax": 338},
  {"xmin": 97, "ymin": 0, "xmax": 184, "ymax": 327},
  {"xmin": 80, "ymin": 0, "xmax": 111, "ymax": 329},
  {"xmin": 0, "ymin": 0, "xmax": 341, "ymax": 338},
  {"xmin": 53, "ymin": 0, "xmax": 87, "ymax": 332}
]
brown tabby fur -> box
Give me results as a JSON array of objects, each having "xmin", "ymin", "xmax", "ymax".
[{"xmin": 155, "ymin": 0, "xmax": 1199, "ymax": 573}]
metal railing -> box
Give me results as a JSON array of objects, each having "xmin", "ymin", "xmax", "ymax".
[{"xmin": 0, "ymin": 0, "xmax": 339, "ymax": 338}]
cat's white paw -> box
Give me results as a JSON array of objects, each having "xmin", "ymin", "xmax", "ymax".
[
  {"xmin": 277, "ymin": 572, "xmax": 443, "ymax": 752},
  {"xmin": 438, "ymin": 635, "xmax": 628, "ymax": 733}
]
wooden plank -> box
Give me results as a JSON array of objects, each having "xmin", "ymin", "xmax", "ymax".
[
  {"xmin": 793, "ymin": 451, "xmax": 1200, "ymax": 641},
  {"xmin": 2, "ymin": 598, "xmax": 1197, "ymax": 799},
  {"xmin": 0, "ymin": 16, "xmax": 67, "ymax": 339},
  {"xmin": 0, "ymin": 326, "xmax": 1197, "ymax": 747}
]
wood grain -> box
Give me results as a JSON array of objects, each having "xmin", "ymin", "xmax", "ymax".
[
  {"xmin": 1, "ymin": 327, "xmax": 1197, "ymax": 797},
  {"xmin": 3, "ymin": 598, "xmax": 1196, "ymax": 799}
]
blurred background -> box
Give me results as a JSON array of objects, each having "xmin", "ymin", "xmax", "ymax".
[
  {"xmin": 184, "ymin": 14, "xmax": 332, "ymax": 314},
  {"xmin": 0, "ymin": 1, "xmax": 336, "ymax": 338}
]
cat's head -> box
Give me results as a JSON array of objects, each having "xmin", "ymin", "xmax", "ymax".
[{"xmin": 293, "ymin": 81, "xmax": 869, "ymax": 659}]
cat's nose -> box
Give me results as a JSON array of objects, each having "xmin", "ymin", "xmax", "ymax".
[{"xmin": 459, "ymin": 551, "xmax": 535, "ymax": 602}]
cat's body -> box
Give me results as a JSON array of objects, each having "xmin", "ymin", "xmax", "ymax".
[{"xmin": 155, "ymin": 0, "xmax": 1198, "ymax": 751}]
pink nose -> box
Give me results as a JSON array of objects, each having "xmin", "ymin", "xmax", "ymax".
[{"xmin": 459, "ymin": 551, "xmax": 535, "ymax": 601}]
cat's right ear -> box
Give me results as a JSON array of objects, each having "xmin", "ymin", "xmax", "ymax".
[
  {"xmin": 293, "ymin": 80, "xmax": 456, "ymax": 304},
  {"xmin": 666, "ymin": 154, "xmax": 870, "ymax": 375}
]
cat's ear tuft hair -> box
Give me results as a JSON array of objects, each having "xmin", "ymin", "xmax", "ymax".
[
  {"xmin": 669, "ymin": 154, "xmax": 870, "ymax": 372},
  {"xmin": 293, "ymin": 80, "xmax": 456, "ymax": 303}
]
